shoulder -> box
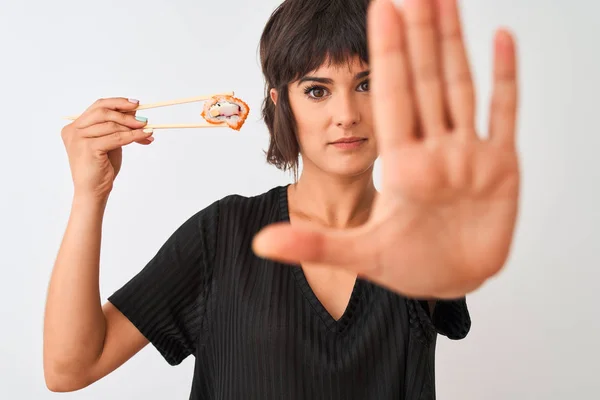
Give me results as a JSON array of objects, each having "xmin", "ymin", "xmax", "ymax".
[
  {"xmin": 217, "ymin": 185, "xmax": 285, "ymax": 223},
  {"xmin": 170, "ymin": 185, "xmax": 284, "ymax": 246},
  {"xmin": 180, "ymin": 185, "xmax": 281, "ymax": 222}
]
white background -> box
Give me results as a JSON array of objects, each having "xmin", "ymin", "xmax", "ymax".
[{"xmin": 0, "ymin": 0, "xmax": 598, "ymax": 398}]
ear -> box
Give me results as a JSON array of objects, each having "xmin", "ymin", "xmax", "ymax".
[{"xmin": 269, "ymin": 88, "xmax": 278, "ymax": 106}]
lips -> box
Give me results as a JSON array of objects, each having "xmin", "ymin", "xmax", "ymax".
[{"xmin": 330, "ymin": 138, "xmax": 367, "ymax": 144}]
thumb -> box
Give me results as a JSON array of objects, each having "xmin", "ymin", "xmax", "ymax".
[{"xmin": 251, "ymin": 222, "xmax": 373, "ymax": 270}]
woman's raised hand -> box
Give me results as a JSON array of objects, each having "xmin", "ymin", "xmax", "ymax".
[
  {"xmin": 252, "ymin": 0, "xmax": 520, "ymax": 299},
  {"xmin": 61, "ymin": 98, "xmax": 154, "ymax": 201}
]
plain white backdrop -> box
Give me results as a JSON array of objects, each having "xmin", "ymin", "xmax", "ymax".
[{"xmin": 0, "ymin": 0, "xmax": 598, "ymax": 398}]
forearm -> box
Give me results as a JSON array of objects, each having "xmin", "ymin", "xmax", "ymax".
[{"xmin": 44, "ymin": 194, "xmax": 109, "ymax": 375}]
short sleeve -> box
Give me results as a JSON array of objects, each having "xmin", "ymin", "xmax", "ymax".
[
  {"xmin": 431, "ymin": 297, "xmax": 471, "ymax": 339},
  {"xmin": 418, "ymin": 297, "xmax": 471, "ymax": 340},
  {"xmin": 107, "ymin": 199, "xmax": 219, "ymax": 366}
]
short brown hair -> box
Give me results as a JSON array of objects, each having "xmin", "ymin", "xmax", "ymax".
[{"xmin": 259, "ymin": 0, "xmax": 371, "ymax": 180}]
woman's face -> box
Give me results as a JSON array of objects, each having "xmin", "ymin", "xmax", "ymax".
[{"xmin": 271, "ymin": 55, "xmax": 378, "ymax": 178}]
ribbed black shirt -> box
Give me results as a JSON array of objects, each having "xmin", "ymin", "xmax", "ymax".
[{"xmin": 108, "ymin": 184, "xmax": 471, "ymax": 399}]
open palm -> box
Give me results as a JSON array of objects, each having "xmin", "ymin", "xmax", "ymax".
[{"xmin": 252, "ymin": 0, "xmax": 520, "ymax": 299}]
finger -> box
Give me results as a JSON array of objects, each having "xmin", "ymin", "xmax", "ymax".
[
  {"xmin": 83, "ymin": 97, "xmax": 140, "ymax": 114},
  {"xmin": 80, "ymin": 119, "xmax": 151, "ymax": 142},
  {"xmin": 488, "ymin": 29, "xmax": 518, "ymax": 149},
  {"xmin": 436, "ymin": 0, "xmax": 476, "ymax": 134},
  {"xmin": 127, "ymin": 109, "xmax": 150, "ymax": 145},
  {"xmin": 136, "ymin": 136, "xmax": 155, "ymax": 145},
  {"xmin": 252, "ymin": 222, "xmax": 377, "ymax": 274},
  {"xmin": 93, "ymin": 128, "xmax": 154, "ymax": 152},
  {"xmin": 367, "ymin": 0, "xmax": 415, "ymax": 151},
  {"xmin": 81, "ymin": 121, "xmax": 137, "ymax": 138},
  {"xmin": 404, "ymin": 0, "xmax": 447, "ymax": 137},
  {"xmin": 76, "ymin": 108, "xmax": 148, "ymax": 130},
  {"xmin": 124, "ymin": 106, "xmax": 138, "ymax": 117}
]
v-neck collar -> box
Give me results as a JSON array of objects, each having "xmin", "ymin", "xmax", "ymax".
[{"xmin": 277, "ymin": 184, "xmax": 362, "ymax": 333}]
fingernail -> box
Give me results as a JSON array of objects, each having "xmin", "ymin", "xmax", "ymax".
[
  {"xmin": 147, "ymin": 136, "xmax": 155, "ymax": 142},
  {"xmin": 143, "ymin": 128, "xmax": 154, "ymax": 134},
  {"xmin": 136, "ymin": 116, "xmax": 148, "ymax": 122},
  {"xmin": 128, "ymin": 98, "xmax": 139, "ymax": 103}
]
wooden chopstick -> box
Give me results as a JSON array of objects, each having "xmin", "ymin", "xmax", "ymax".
[
  {"xmin": 132, "ymin": 91, "xmax": 234, "ymax": 111},
  {"xmin": 63, "ymin": 91, "xmax": 235, "ymax": 120},
  {"xmin": 145, "ymin": 123, "xmax": 227, "ymax": 129}
]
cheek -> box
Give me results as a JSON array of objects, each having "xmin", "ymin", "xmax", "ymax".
[
  {"xmin": 296, "ymin": 131, "xmax": 321, "ymax": 155},
  {"xmin": 361, "ymin": 98, "xmax": 374, "ymax": 125},
  {"xmin": 295, "ymin": 116, "xmax": 329, "ymax": 150},
  {"xmin": 289, "ymin": 94, "xmax": 328, "ymax": 134},
  {"xmin": 296, "ymin": 111, "xmax": 328, "ymax": 131}
]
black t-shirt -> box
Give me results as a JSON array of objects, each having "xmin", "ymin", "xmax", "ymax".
[{"xmin": 108, "ymin": 185, "xmax": 471, "ymax": 399}]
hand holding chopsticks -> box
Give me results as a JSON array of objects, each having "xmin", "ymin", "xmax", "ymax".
[
  {"xmin": 64, "ymin": 91, "xmax": 250, "ymax": 131},
  {"xmin": 59, "ymin": 91, "xmax": 251, "ymax": 201}
]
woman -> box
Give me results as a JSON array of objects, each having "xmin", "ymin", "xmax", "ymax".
[{"xmin": 44, "ymin": 0, "xmax": 519, "ymax": 398}]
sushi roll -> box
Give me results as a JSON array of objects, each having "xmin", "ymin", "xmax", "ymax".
[{"xmin": 201, "ymin": 95, "xmax": 250, "ymax": 131}]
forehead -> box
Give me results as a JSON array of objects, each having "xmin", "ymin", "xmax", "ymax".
[{"xmin": 307, "ymin": 55, "xmax": 368, "ymax": 76}]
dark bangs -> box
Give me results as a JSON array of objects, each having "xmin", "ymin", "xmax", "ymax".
[
  {"xmin": 259, "ymin": 0, "xmax": 371, "ymax": 179},
  {"xmin": 260, "ymin": 0, "xmax": 370, "ymax": 87}
]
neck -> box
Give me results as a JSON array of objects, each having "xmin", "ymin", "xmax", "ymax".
[{"xmin": 289, "ymin": 164, "xmax": 378, "ymax": 229}]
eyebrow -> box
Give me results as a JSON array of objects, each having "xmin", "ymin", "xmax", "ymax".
[{"xmin": 297, "ymin": 69, "xmax": 370, "ymax": 86}]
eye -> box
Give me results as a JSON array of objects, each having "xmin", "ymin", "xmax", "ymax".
[
  {"xmin": 358, "ymin": 80, "xmax": 370, "ymax": 92},
  {"xmin": 304, "ymin": 85, "xmax": 329, "ymax": 100}
]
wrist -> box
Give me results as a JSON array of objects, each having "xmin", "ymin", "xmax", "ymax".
[{"xmin": 72, "ymin": 192, "xmax": 109, "ymax": 212}]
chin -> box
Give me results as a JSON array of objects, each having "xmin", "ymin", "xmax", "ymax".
[
  {"xmin": 322, "ymin": 157, "xmax": 377, "ymax": 178},
  {"xmin": 301, "ymin": 144, "xmax": 378, "ymax": 177}
]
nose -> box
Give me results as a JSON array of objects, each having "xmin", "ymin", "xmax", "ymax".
[{"xmin": 334, "ymin": 93, "xmax": 361, "ymax": 129}]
